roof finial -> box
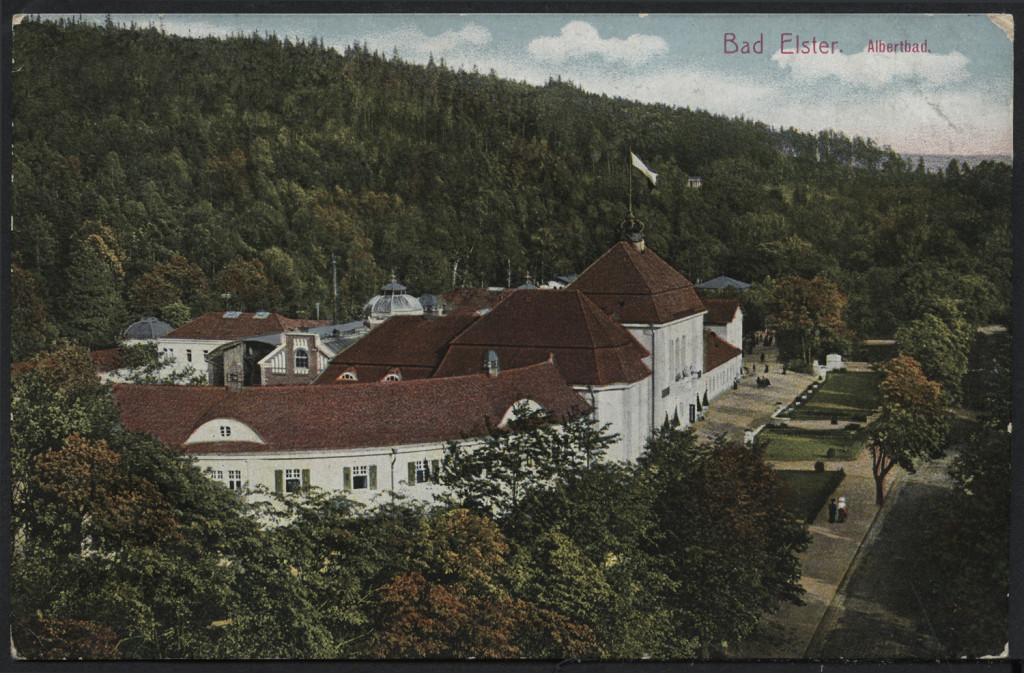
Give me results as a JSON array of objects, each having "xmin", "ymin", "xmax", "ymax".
[{"xmin": 619, "ymin": 212, "xmax": 645, "ymax": 252}]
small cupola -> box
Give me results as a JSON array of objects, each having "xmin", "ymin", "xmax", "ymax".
[
  {"xmin": 363, "ymin": 270, "xmax": 424, "ymax": 327},
  {"xmin": 518, "ymin": 272, "xmax": 538, "ymax": 290}
]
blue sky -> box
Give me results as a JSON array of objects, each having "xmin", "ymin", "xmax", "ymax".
[{"xmin": 56, "ymin": 13, "xmax": 1013, "ymax": 155}]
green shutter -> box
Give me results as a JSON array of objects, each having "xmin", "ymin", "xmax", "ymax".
[
  {"xmin": 369, "ymin": 465, "xmax": 377, "ymax": 490},
  {"xmin": 302, "ymin": 469, "xmax": 310, "ymax": 492},
  {"xmin": 408, "ymin": 461, "xmax": 417, "ymax": 485},
  {"xmin": 431, "ymin": 460, "xmax": 440, "ymax": 483},
  {"xmin": 274, "ymin": 470, "xmax": 283, "ymax": 494},
  {"xmin": 343, "ymin": 467, "xmax": 351, "ymax": 491}
]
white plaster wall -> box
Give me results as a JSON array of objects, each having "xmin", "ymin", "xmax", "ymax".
[
  {"xmin": 626, "ymin": 312, "xmax": 706, "ymax": 432},
  {"xmin": 155, "ymin": 337, "xmax": 226, "ymax": 380},
  {"xmin": 706, "ymin": 355, "xmax": 742, "ymax": 402},
  {"xmin": 707, "ymin": 309, "xmax": 743, "ymax": 350},
  {"xmin": 577, "ymin": 380, "xmax": 650, "ymax": 463},
  {"xmin": 193, "ymin": 440, "xmax": 462, "ymax": 505},
  {"xmin": 186, "ymin": 418, "xmax": 264, "ymax": 444}
]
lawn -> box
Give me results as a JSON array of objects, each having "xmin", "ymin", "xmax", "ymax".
[
  {"xmin": 776, "ymin": 469, "xmax": 846, "ymax": 524},
  {"xmin": 760, "ymin": 425, "xmax": 866, "ymax": 462},
  {"xmin": 782, "ymin": 370, "xmax": 881, "ymax": 421}
]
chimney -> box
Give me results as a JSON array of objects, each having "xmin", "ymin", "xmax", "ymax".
[{"xmin": 224, "ymin": 343, "xmax": 244, "ymax": 393}]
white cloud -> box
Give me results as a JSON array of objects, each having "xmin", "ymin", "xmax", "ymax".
[
  {"xmin": 771, "ymin": 47, "xmax": 970, "ymax": 88},
  {"xmin": 356, "ymin": 23, "xmax": 491, "ymax": 60},
  {"xmin": 528, "ymin": 21, "xmax": 667, "ymax": 65},
  {"xmin": 754, "ymin": 87, "xmax": 1011, "ymax": 155},
  {"xmin": 583, "ymin": 67, "xmax": 774, "ymax": 112}
]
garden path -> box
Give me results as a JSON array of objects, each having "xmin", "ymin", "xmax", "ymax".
[{"xmin": 693, "ymin": 343, "xmax": 901, "ymax": 658}]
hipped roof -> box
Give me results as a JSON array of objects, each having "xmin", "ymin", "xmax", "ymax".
[
  {"xmin": 433, "ymin": 290, "xmax": 651, "ymax": 386},
  {"xmin": 112, "ymin": 361, "xmax": 588, "ymax": 454},
  {"xmin": 163, "ymin": 312, "xmax": 329, "ymax": 341},
  {"xmin": 569, "ymin": 241, "xmax": 706, "ymax": 324}
]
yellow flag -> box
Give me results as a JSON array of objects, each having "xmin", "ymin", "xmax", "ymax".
[{"xmin": 630, "ymin": 152, "xmax": 658, "ymax": 186}]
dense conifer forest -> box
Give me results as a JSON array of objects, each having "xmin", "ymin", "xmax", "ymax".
[{"xmin": 11, "ymin": 17, "xmax": 1012, "ymax": 357}]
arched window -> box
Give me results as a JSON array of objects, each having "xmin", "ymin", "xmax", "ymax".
[
  {"xmin": 383, "ymin": 372, "xmax": 402, "ymax": 382},
  {"xmin": 339, "ymin": 371, "xmax": 358, "ymax": 381},
  {"xmin": 295, "ymin": 348, "xmax": 309, "ymax": 370}
]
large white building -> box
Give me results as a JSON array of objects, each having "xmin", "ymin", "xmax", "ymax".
[
  {"xmin": 113, "ymin": 233, "xmax": 743, "ymax": 499},
  {"xmin": 113, "ymin": 360, "xmax": 585, "ymax": 504}
]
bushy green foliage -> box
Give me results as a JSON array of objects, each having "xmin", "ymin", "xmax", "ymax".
[{"xmin": 895, "ymin": 309, "xmax": 973, "ymax": 402}]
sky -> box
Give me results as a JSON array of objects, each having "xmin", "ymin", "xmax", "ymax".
[{"xmin": 59, "ymin": 13, "xmax": 1013, "ymax": 156}]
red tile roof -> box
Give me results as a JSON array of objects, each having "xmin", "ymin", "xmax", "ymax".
[
  {"xmin": 112, "ymin": 385, "xmax": 239, "ymax": 447},
  {"xmin": 705, "ymin": 329, "xmax": 743, "ymax": 373},
  {"xmin": 702, "ymin": 297, "xmax": 740, "ymax": 325},
  {"xmin": 316, "ymin": 314, "xmax": 477, "ymax": 384},
  {"xmin": 162, "ymin": 312, "xmax": 329, "ymax": 341},
  {"xmin": 112, "ymin": 361, "xmax": 589, "ymax": 454},
  {"xmin": 441, "ymin": 287, "xmax": 517, "ymax": 315},
  {"xmin": 569, "ymin": 241, "xmax": 706, "ymax": 324},
  {"xmin": 90, "ymin": 348, "xmax": 123, "ymax": 373},
  {"xmin": 433, "ymin": 290, "xmax": 651, "ymax": 386}
]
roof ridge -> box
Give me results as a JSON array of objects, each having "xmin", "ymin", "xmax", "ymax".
[
  {"xmin": 573, "ymin": 291, "xmax": 599, "ymax": 350},
  {"xmin": 566, "ymin": 243, "xmax": 618, "ymax": 291}
]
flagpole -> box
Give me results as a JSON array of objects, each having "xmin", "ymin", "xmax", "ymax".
[{"xmin": 628, "ymin": 149, "xmax": 633, "ymax": 216}]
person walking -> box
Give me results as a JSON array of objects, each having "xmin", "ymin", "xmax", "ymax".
[
  {"xmin": 837, "ymin": 496, "xmax": 848, "ymax": 523},
  {"xmin": 827, "ymin": 498, "xmax": 837, "ymax": 524}
]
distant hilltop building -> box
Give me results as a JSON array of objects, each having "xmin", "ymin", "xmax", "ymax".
[
  {"xmin": 113, "ymin": 228, "xmax": 744, "ymax": 502},
  {"xmin": 687, "ymin": 176, "xmax": 703, "ymax": 188}
]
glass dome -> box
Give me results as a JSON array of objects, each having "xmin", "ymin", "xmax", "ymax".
[{"xmin": 363, "ymin": 275, "xmax": 424, "ymax": 325}]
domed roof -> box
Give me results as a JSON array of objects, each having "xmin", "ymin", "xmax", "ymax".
[
  {"xmin": 363, "ymin": 274, "xmax": 424, "ymax": 323},
  {"xmin": 124, "ymin": 316, "xmax": 173, "ymax": 339}
]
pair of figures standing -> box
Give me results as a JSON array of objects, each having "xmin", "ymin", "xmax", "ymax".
[{"xmin": 828, "ymin": 497, "xmax": 848, "ymax": 524}]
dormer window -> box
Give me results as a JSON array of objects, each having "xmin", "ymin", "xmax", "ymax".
[
  {"xmin": 383, "ymin": 372, "xmax": 402, "ymax": 382},
  {"xmin": 339, "ymin": 371, "xmax": 358, "ymax": 381},
  {"xmin": 295, "ymin": 348, "xmax": 309, "ymax": 370}
]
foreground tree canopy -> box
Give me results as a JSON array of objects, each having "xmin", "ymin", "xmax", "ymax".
[
  {"xmin": 11, "ymin": 17, "xmax": 1012, "ymax": 356},
  {"xmin": 12, "ymin": 346, "xmax": 807, "ymax": 659}
]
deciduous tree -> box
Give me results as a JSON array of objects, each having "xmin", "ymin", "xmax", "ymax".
[
  {"xmin": 895, "ymin": 310, "xmax": 972, "ymax": 402},
  {"xmin": 769, "ymin": 276, "xmax": 849, "ymax": 365},
  {"xmin": 869, "ymin": 354, "xmax": 948, "ymax": 505},
  {"xmin": 636, "ymin": 425, "xmax": 810, "ymax": 657}
]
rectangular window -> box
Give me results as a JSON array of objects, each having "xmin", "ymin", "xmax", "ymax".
[
  {"xmin": 352, "ymin": 465, "xmax": 369, "ymax": 489},
  {"xmin": 228, "ymin": 470, "xmax": 243, "ymax": 490},
  {"xmin": 186, "ymin": 349, "xmax": 192, "ymax": 362},
  {"xmin": 285, "ymin": 468, "xmax": 302, "ymax": 493},
  {"xmin": 414, "ymin": 459, "xmax": 430, "ymax": 483},
  {"xmin": 220, "ymin": 425, "xmax": 231, "ymax": 437},
  {"xmin": 213, "ymin": 470, "xmax": 223, "ymax": 480}
]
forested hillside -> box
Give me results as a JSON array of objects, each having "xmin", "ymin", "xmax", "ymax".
[{"xmin": 11, "ymin": 17, "xmax": 1012, "ymax": 356}]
